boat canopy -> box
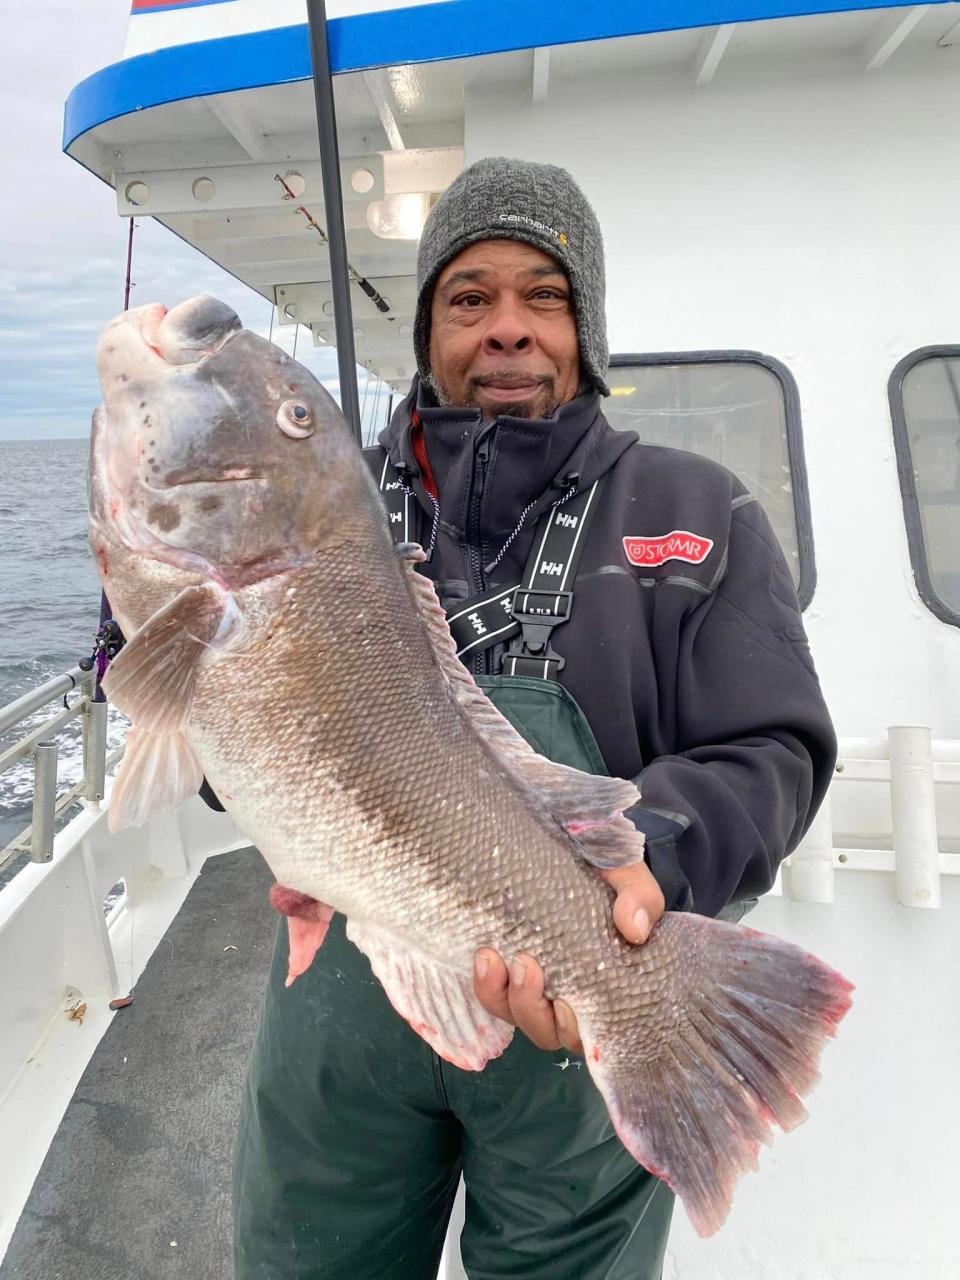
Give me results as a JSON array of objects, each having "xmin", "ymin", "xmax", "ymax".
[{"xmin": 63, "ymin": 0, "xmax": 957, "ymax": 388}]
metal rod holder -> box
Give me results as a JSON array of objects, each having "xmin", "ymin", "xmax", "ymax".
[
  {"xmin": 788, "ymin": 791, "xmax": 835, "ymax": 903},
  {"xmin": 31, "ymin": 742, "xmax": 59, "ymax": 863},
  {"xmin": 889, "ymin": 725, "xmax": 941, "ymax": 909},
  {"xmin": 83, "ymin": 699, "xmax": 108, "ymax": 803}
]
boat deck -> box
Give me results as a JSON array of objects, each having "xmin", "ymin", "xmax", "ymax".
[{"xmin": 0, "ymin": 846, "xmax": 275, "ymax": 1280}]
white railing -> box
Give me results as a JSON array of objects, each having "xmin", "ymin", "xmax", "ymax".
[
  {"xmin": 786, "ymin": 727, "xmax": 960, "ymax": 909},
  {"xmin": 0, "ymin": 665, "xmax": 108, "ymax": 870}
]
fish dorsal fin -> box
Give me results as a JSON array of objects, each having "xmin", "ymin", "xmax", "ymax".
[
  {"xmin": 398, "ymin": 547, "xmax": 645, "ymax": 869},
  {"xmin": 346, "ymin": 916, "xmax": 514, "ymax": 1070},
  {"xmin": 103, "ymin": 582, "xmax": 233, "ymax": 832},
  {"xmin": 103, "ymin": 582, "xmax": 233, "ymax": 731}
]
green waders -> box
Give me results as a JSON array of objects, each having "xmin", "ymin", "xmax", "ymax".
[{"xmin": 233, "ymin": 676, "xmax": 675, "ymax": 1280}]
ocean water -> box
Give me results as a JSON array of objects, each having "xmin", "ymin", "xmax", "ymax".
[{"xmin": 0, "ymin": 438, "xmax": 127, "ymax": 855}]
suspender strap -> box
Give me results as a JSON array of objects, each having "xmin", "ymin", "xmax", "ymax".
[
  {"xmin": 502, "ymin": 476, "xmax": 604, "ymax": 679},
  {"xmin": 445, "ymin": 586, "xmax": 518, "ymax": 660},
  {"xmin": 444, "ymin": 479, "xmax": 602, "ymax": 665},
  {"xmin": 367, "ymin": 449, "xmax": 420, "ymax": 546},
  {"xmin": 367, "ymin": 445, "xmax": 605, "ymax": 680}
]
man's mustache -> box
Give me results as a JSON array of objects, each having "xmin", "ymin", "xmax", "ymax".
[{"xmin": 470, "ymin": 372, "xmax": 552, "ymax": 389}]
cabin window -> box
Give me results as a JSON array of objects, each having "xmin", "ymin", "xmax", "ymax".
[
  {"xmin": 889, "ymin": 347, "xmax": 960, "ymax": 626},
  {"xmin": 605, "ymin": 352, "xmax": 814, "ymax": 607}
]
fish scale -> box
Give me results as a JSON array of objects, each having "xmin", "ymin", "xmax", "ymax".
[{"xmin": 88, "ymin": 293, "xmax": 853, "ymax": 1237}]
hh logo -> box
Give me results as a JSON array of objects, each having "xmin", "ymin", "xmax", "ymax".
[
  {"xmin": 555, "ymin": 512, "xmax": 579, "ymax": 529},
  {"xmin": 623, "ymin": 531, "xmax": 714, "ymax": 568},
  {"xmin": 540, "ymin": 561, "xmax": 564, "ymax": 577}
]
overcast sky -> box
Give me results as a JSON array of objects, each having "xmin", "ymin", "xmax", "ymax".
[{"xmin": 0, "ymin": 2, "xmax": 341, "ymax": 441}]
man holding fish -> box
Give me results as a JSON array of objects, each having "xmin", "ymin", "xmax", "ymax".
[{"xmin": 90, "ymin": 157, "xmax": 844, "ymax": 1278}]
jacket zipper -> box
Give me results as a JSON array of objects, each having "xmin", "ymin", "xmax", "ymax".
[{"xmin": 466, "ymin": 427, "xmax": 492, "ymax": 675}]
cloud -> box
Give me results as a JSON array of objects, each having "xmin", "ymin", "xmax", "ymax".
[{"xmin": 0, "ymin": 3, "xmax": 354, "ymax": 442}]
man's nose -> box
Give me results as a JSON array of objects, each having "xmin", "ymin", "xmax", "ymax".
[{"xmin": 481, "ymin": 296, "xmax": 533, "ymax": 355}]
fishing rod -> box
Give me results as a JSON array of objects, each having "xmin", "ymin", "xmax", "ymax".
[
  {"xmin": 274, "ymin": 173, "xmax": 391, "ymax": 317},
  {"xmin": 304, "ymin": 0, "xmax": 364, "ymax": 446},
  {"xmin": 86, "ymin": 218, "xmax": 138, "ymax": 700}
]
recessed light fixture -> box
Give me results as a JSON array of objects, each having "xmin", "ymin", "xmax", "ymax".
[{"xmin": 366, "ymin": 193, "xmax": 431, "ymax": 241}]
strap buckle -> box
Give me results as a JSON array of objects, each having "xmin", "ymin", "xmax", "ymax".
[
  {"xmin": 503, "ymin": 587, "xmax": 573, "ymax": 673},
  {"xmin": 511, "ymin": 588, "xmax": 573, "ymax": 626}
]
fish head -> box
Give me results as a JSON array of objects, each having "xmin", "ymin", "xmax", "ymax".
[{"xmin": 90, "ymin": 294, "xmax": 363, "ymax": 591}]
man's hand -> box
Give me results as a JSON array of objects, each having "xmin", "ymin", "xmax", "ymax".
[{"xmin": 472, "ymin": 861, "xmax": 665, "ymax": 1054}]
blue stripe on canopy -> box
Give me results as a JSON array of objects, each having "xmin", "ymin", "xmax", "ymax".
[{"xmin": 65, "ymin": 0, "xmax": 949, "ymax": 150}]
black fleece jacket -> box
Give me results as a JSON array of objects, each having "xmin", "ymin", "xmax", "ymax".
[{"xmin": 368, "ymin": 379, "xmax": 837, "ymax": 919}]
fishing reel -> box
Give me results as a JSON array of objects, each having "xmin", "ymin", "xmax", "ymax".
[
  {"xmin": 93, "ymin": 618, "xmax": 126, "ymax": 662},
  {"xmin": 79, "ymin": 618, "xmax": 126, "ymax": 675}
]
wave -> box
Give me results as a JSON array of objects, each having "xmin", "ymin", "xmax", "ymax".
[{"xmin": 0, "ymin": 440, "xmax": 129, "ymax": 859}]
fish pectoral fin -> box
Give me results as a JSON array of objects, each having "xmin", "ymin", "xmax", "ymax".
[
  {"xmin": 107, "ymin": 726, "xmax": 203, "ymax": 831},
  {"xmin": 400, "ymin": 555, "xmax": 645, "ymax": 870},
  {"xmin": 103, "ymin": 581, "xmax": 236, "ymax": 733},
  {"xmin": 345, "ymin": 919, "xmax": 514, "ymax": 1071}
]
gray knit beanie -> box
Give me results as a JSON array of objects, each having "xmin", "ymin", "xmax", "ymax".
[{"xmin": 414, "ymin": 157, "xmax": 609, "ymax": 396}]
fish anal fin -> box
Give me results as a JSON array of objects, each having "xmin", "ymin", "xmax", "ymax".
[
  {"xmin": 399, "ymin": 553, "xmax": 644, "ymax": 866},
  {"xmin": 102, "ymin": 581, "xmax": 234, "ymax": 733},
  {"xmin": 577, "ymin": 914, "xmax": 853, "ymax": 1236},
  {"xmin": 346, "ymin": 916, "xmax": 514, "ymax": 1070},
  {"xmin": 108, "ymin": 726, "xmax": 203, "ymax": 831}
]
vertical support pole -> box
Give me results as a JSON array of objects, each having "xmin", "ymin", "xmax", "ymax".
[
  {"xmin": 77, "ymin": 836, "xmax": 122, "ymax": 999},
  {"xmin": 31, "ymin": 742, "xmax": 58, "ymax": 863},
  {"xmin": 889, "ymin": 725, "xmax": 941, "ymax": 909},
  {"xmin": 305, "ymin": 0, "xmax": 363, "ymax": 443},
  {"xmin": 83, "ymin": 698, "xmax": 108, "ymax": 804},
  {"xmin": 787, "ymin": 791, "xmax": 834, "ymax": 903}
]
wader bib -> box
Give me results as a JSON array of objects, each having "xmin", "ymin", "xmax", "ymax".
[{"xmin": 233, "ymin": 465, "xmax": 674, "ymax": 1280}]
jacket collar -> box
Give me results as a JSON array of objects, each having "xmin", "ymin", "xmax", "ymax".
[{"xmin": 379, "ymin": 375, "xmax": 634, "ymax": 544}]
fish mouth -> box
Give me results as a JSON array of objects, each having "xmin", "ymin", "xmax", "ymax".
[
  {"xmin": 143, "ymin": 470, "xmax": 267, "ymax": 491},
  {"xmin": 109, "ymin": 296, "xmax": 243, "ymax": 368}
]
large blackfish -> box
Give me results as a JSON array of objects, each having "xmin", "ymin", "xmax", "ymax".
[{"xmin": 89, "ymin": 295, "xmax": 852, "ymax": 1236}]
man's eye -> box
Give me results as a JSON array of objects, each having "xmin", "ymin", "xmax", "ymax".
[
  {"xmin": 453, "ymin": 293, "xmax": 485, "ymax": 307},
  {"xmin": 532, "ymin": 289, "xmax": 567, "ymax": 301}
]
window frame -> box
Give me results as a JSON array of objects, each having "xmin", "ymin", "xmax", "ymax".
[
  {"xmin": 888, "ymin": 344, "xmax": 960, "ymax": 629},
  {"xmin": 608, "ymin": 350, "xmax": 816, "ymax": 610}
]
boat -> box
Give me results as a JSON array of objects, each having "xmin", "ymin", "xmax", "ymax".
[{"xmin": 2, "ymin": 0, "xmax": 959, "ymax": 1275}]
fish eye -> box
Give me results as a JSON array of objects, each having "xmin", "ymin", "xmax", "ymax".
[{"xmin": 277, "ymin": 399, "xmax": 314, "ymax": 439}]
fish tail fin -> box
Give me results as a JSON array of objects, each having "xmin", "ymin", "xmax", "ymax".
[{"xmin": 577, "ymin": 915, "xmax": 853, "ymax": 1237}]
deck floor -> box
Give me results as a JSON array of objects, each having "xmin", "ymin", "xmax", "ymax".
[{"xmin": 1, "ymin": 846, "xmax": 276, "ymax": 1280}]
